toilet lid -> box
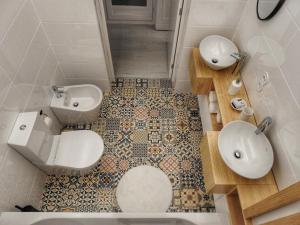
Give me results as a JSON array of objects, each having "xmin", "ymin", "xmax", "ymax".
[
  {"xmin": 54, "ymin": 130, "xmax": 104, "ymax": 169},
  {"xmin": 116, "ymin": 166, "xmax": 172, "ymax": 213}
]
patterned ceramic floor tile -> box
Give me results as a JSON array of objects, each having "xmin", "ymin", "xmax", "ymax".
[{"xmin": 41, "ymin": 78, "xmax": 215, "ymax": 212}]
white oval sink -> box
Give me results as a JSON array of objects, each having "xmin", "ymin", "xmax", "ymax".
[
  {"xmin": 199, "ymin": 35, "xmax": 238, "ymax": 70},
  {"xmin": 218, "ymin": 121, "xmax": 274, "ymax": 179}
]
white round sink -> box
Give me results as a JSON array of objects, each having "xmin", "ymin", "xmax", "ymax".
[
  {"xmin": 199, "ymin": 35, "xmax": 238, "ymax": 70},
  {"xmin": 218, "ymin": 121, "xmax": 274, "ymax": 179}
]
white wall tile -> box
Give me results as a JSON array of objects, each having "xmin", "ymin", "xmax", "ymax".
[
  {"xmin": 0, "ymin": 107, "xmax": 18, "ymax": 168},
  {"xmin": 32, "ymin": 0, "xmax": 97, "ymax": 23},
  {"xmin": 52, "ymin": 66, "xmax": 66, "ymax": 87},
  {"xmin": 234, "ymin": 0, "xmax": 300, "ymax": 190},
  {"xmin": 184, "ymin": 27, "xmax": 235, "ymax": 47},
  {"xmin": 14, "ymin": 26, "xmax": 49, "ymax": 85},
  {"xmin": 0, "ymin": 0, "xmax": 25, "ymax": 42},
  {"xmin": 36, "ymin": 48, "xmax": 58, "ymax": 86},
  {"xmin": 280, "ymin": 31, "xmax": 300, "ymax": 106},
  {"xmin": 43, "ymin": 23, "xmax": 101, "ymax": 46},
  {"xmin": 2, "ymin": 84, "xmax": 31, "ymax": 112},
  {"xmin": 0, "ymin": 1, "xmax": 39, "ymax": 76},
  {"xmin": 60, "ymin": 61, "xmax": 107, "ymax": 78},
  {"xmin": 0, "ymin": 66, "xmax": 12, "ymax": 105},
  {"xmin": 52, "ymin": 45, "xmax": 104, "ymax": 64},
  {"xmin": 286, "ymin": 0, "xmax": 300, "ymax": 28},
  {"xmin": 24, "ymin": 85, "xmax": 50, "ymax": 111},
  {"xmin": 32, "ymin": 0, "xmax": 111, "ymax": 91},
  {"xmin": 0, "ymin": 0, "xmax": 57, "ymax": 211},
  {"xmin": 261, "ymin": 7, "xmax": 297, "ymax": 52},
  {"xmin": 188, "ymin": 0, "xmax": 247, "ymax": 28}
]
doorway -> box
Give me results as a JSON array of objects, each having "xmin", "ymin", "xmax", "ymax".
[
  {"xmin": 99, "ymin": 0, "xmax": 184, "ymax": 80},
  {"xmin": 105, "ymin": 0, "xmax": 153, "ymax": 22}
]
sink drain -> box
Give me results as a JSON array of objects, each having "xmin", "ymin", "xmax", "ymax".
[
  {"xmin": 211, "ymin": 58, "xmax": 218, "ymax": 64},
  {"xmin": 233, "ymin": 150, "xmax": 242, "ymax": 159},
  {"xmin": 73, "ymin": 102, "xmax": 79, "ymax": 107}
]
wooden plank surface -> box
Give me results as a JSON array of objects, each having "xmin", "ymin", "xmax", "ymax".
[
  {"xmin": 189, "ymin": 49, "xmax": 213, "ymax": 95},
  {"xmin": 212, "ymin": 69, "xmax": 256, "ymax": 125},
  {"xmin": 243, "ymin": 181, "xmax": 300, "ymax": 219},
  {"xmin": 261, "ymin": 213, "xmax": 300, "ymax": 225},
  {"xmin": 238, "ymin": 184, "xmax": 278, "ymax": 210},
  {"xmin": 191, "ymin": 48, "xmax": 256, "ymax": 125},
  {"xmin": 227, "ymin": 192, "xmax": 246, "ymax": 225},
  {"xmin": 201, "ymin": 132, "xmax": 276, "ymax": 194},
  {"xmin": 199, "ymin": 133, "xmax": 216, "ymax": 193},
  {"xmin": 191, "ymin": 47, "xmax": 279, "ymax": 218}
]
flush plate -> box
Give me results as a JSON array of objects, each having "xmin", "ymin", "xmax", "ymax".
[{"xmin": 257, "ymin": 72, "xmax": 270, "ymax": 92}]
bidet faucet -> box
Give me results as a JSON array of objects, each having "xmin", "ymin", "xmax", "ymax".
[
  {"xmin": 52, "ymin": 85, "xmax": 64, "ymax": 98},
  {"xmin": 255, "ymin": 117, "xmax": 272, "ymax": 135},
  {"xmin": 230, "ymin": 52, "xmax": 248, "ymax": 77}
]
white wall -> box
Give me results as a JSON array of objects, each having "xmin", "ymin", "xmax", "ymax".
[
  {"xmin": 0, "ymin": 0, "xmax": 111, "ymax": 211},
  {"xmin": 174, "ymin": 0, "xmax": 247, "ymax": 92},
  {"xmin": 233, "ymin": 0, "xmax": 300, "ymax": 190},
  {"xmin": 0, "ymin": 0, "xmax": 64, "ymax": 211},
  {"xmin": 32, "ymin": 0, "xmax": 111, "ymax": 91}
]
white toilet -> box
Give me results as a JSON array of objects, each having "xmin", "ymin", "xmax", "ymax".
[
  {"xmin": 8, "ymin": 111, "xmax": 104, "ymax": 175},
  {"xmin": 50, "ymin": 84, "xmax": 103, "ymax": 125}
]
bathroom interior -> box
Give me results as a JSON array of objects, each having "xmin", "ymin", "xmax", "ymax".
[{"xmin": 0, "ymin": 0, "xmax": 300, "ymax": 225}]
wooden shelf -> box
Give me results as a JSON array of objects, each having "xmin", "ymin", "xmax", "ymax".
[
  {"xmin": 190, "ymin": 47, "xmax": 279, "ymax": 224},
  {"xmin": 189, "ymin": 48, "xmax": 213, "ymax": 95},
  {"xmin": 200, "ymin": 132, "xmax": 277, "ymax": 194},
  {"xmin": 190, "ymin": 48, "xmax": 256, "ymax": 127},
  {"xmin": 237, "ymin": 184, "xmax": 279, "ymax": 214},
  {"xmin": 200, "ymin": 132, "xmax": 277, "ymax": 225},
  {"xmin": 227, "ymin": 190, "xmax": 245, "ymax": 225}
]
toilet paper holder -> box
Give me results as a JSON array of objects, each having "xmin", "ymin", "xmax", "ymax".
[
  {"xmin": 39, "ymin": 110, "xmax": 48, "ymax": 117},
  {"xmin": 39, "ymin": 110, "xmax": 53, "ymax": 129}
]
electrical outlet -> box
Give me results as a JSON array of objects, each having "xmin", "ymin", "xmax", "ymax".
[{"xmin": 257, "ymin": 72, "xmax": 270, "ymax": 92}]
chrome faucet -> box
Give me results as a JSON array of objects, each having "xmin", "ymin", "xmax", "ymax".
[
  {"xmin": 230, "ymin": 52, "xmax": 248, "ymax": 77},
  {"xmin": 52, "ymin": 85, "xmax": 64, "ymax": 98},
  {"xmin": 255, "ymin": 117, "xmax": 272, "ymax": 135}
]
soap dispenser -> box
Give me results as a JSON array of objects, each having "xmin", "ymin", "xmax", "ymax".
[{"xmin": 228, "ymin": 76, "xmax": 242, "ymax": 96}]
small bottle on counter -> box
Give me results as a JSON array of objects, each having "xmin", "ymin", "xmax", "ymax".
[{"xmin": 228, "ymin": 79, "xmax": 242, "ymax": 96}]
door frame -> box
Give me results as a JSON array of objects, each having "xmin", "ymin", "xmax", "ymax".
[
  {"xmin": 167, "ymin": 0, "xmax": 184, "ymax": 80},
  {"xmin": 95, "ymin": 0, "xmax": 191, "ymax": 84},
  {"xmin": 94, "ymin": 0, "xmax": 115, "ymax": 84},
  {"xmin": 169, "ymin": 0, "xmax": 191, "ymax": 85}
]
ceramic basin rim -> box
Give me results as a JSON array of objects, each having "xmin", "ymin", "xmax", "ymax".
[
  {"xmin": 51, "ymin": 84, "xmax": 103, "ymax": 112},
  {"xmin": 218, "ymin": 120, "xmax": 274, "ymax": 179},
  {"xmin": 65, "ymin": 84, "xmax": 103, "ymax": 112},
  {"xmin": 199, "ymin": 35, "xmax": 238, "ymax": 69}
]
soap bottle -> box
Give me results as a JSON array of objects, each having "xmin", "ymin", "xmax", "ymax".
[{"xmin": 228, "ymin": 78, "xmax": 242, "ymax": 96}]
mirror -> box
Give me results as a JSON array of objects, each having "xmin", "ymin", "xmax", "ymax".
[{"xmin": 257, "ymin": 0, "xmax": 285, "ymax": 20}]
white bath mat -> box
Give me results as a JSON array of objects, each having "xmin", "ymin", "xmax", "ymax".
[{"xmin": 116, "ymin": 165, "xmax": 172, "ymax": 213}]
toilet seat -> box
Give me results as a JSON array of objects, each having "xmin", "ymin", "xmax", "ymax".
[{"xmin": 54, "ymin": 130, "xmax": 104, "ymax": 169}]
